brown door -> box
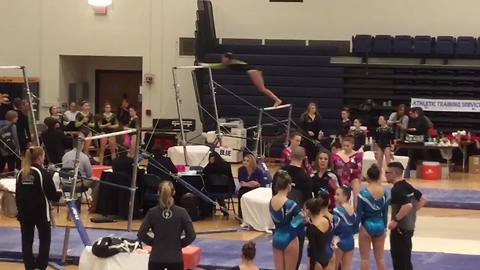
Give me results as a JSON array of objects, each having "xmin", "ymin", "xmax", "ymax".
[{"xmin": 95, "ymin": 70, "xmax": 142, "ymax": 114}]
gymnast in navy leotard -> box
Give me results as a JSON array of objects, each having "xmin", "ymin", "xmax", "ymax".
[
  {"xmin": 357, "ymin": 164, "xmax": 388, "ymax": 270},
  {"xmin": 270, "ymin": 170, "xmax": 305, "ymax": 270},
  {"xmin": 333, "ymin": 186, "xmax": 358, "ymax": 270},
  {"xmin": 203, "ymin": 52, "xmax": 282, "ymax": 107}
]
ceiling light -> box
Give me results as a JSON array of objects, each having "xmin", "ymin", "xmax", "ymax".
[{"xmin": 88, "ymin": 0, "xmax": 112, "ymax": 7}]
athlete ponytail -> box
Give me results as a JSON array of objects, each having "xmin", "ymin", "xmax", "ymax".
[
  {"xmin": 21, "ymin": 147, "xmax": 44, "ymax": 181},
  {"xmin": 158, "ymin": 181, "xmax": 175, "ymax": 209}
]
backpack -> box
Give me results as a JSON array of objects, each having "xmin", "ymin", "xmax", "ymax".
[
  {"xmin": 0, "ymin": 124, "xmax": 17, "ymax": 157},
  {"xmin": 92, "ymin": 237, "xmax": 141, "ymax": 258},
  {"xmin": 179, "ymin": 193, "xmax": 201, "ymax": 221}
]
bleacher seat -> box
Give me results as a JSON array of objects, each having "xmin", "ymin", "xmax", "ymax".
[
  {"xmin": 352, "ymin": 35, "xmax": 372, "ymax": 55},
  {"xmin": 456, "ymin": 36, "xmax": 475, "ymax": 56},
  {"xmin": 393, "ymin": 35, "xmax": 413, "ymax": 55},
  {"xmin": 436, "ymin": 36, "xmax": 456, "ymax": 56},
  {"xmin": 413, "ymin": 36, "xmax": 434, "ymax": 55},
  {"xmin": 372, "ymin": 35, "xmax": 393, "ymax": 54}
]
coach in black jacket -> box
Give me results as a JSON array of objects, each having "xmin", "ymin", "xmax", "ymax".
[{"xmin": 16, "ymin": 146, "xmax": 62, "ymax": 270}]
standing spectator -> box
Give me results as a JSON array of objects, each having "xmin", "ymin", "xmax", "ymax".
[
  {"xmin": 16, "ymin": 146, "xmax": 62, "ymax": 270},
  {"xmin": 406, "ymin": 108, "xmax": 430, "ymax": 171},
  {"xmin": 0, "ymin": 110, "xmax": 20, "ymax": 172},
  {"xmin": 282, "ymin": 131, "xmax": 313, "ymax": 175},
  {"xmin": 338, "ymin": 108, "xmax": 352, "ymax": 138},
  {"xmin": 97, "ymin": 102, "xmax": 119, "ymax": 165},
  {"xmin": 237, "ymin": 154, "xmax": 264, "ymax": 218},
  {"xmin": 311, "ymin": 150, "xmax": 339, "ymax": 212},
  {"xmin": 280, "ymin": 146, "xmax": 313, "ymax": 207},
  {"xmin": 63, "ymin": 102, "xmax": 79, "ymax": 131},
  {"xmin": 233, "ymin": 241, "xmax": 260, "ymax": 270},
  {"xmin": 137, "ymin": 181, "xmax": 196, "ymax": 270},
  {"xmin": 117, "ymin": 95, "xmax": 130, "ymax": 127},
  {"xmin": 48, "ymin": 105, "xmax": 64, "ymax": 130},
  {"xmin": 386, "ymin": 162, "xmax": 427, "ymax": 270},
  {"xmin": 299, "ymin": 102, "xmax": 324, "ymax": 162},
  {"xmin": 75, "ymin": 101, "xmax": 95, "ymax": 155},
  {"xmin": 126, "ymin": 106, "xmax": 140, "ymax": 157},
  {"xmin": 374, "ymin": 115, "xmax": 394, "ymax": 171},
  {"xmin": 13, "ymin": 98, "xmax": 31, "ymax": 153},
  {"xmin": 40, "ymin": 117, "xmax": 69, "ymax": 165},
  {"xmin": 388, "ymin": 104, "xmax": 409, "ymax": 141},
  {"xmin": 350, "ymin": 118, "xmax": 366, "ymax": 151}
]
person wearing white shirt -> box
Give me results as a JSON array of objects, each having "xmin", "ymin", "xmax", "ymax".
[{"xmin": 63, "ymin": 101, "xmax": 79, "ymax": 131}]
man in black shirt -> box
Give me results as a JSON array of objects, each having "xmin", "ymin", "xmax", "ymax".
[
  {"xmin": 280, "ymin": 146, "xmax": 313, "ymax": 207},
  {"xmin": 386, "ymin": 162, "xmax": 427, "ymax": 270}
]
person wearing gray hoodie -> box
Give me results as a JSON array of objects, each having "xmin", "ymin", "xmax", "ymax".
[{"xmin": 0, "ymin": 110, "xmax": 21, "ymax": 172}]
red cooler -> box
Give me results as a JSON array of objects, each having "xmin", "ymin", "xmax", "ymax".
[{"xmin": 422, "ymin": 162, "xmax": 441, "ymax": 180}]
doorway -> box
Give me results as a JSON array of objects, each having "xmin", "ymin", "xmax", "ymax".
[{"xmin": 95, "ymin": 70, "xmax": 142, "ymax": 115}]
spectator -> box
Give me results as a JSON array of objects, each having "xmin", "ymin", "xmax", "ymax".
[
  {"xmin": 203, "ymin": 151, "xmax": 235, "ymax": 216},
  {"xmin": 75, "ymin": 101, "xmax": 95, "ymax": 155},
  {"xmin": 374, "ymin": 115, "xmax": 394, "ymax": 171},
  {"xmin": 16, "ymin": 146, "xmax": 62, "ymax": 270},
  {"xmin": 97, "ymin": 102, "xmax": 119, "ymax": 165},
  {"xmin": 388, "ymin": 104, "xmax": 409, "ymax": 141},
  {"xmin": 48, "ymin": 105, "xmax": 64, "ymax": 130},
  {"xmin": 63, "ymin": 101, "xmax": 79, "ymax": 131},
  {"xmin": 237, "ymin": 154, "xmax": 264, "ymax": 218},
  {"xmin": 299, "ymin": 102, "xmax": 324, "ymax": 162},
  {"xmin": 117, "ymin": 95, "xmax": 130, "ymax": 126},
  {"xmin": 233, "ymin": 241, "xmax": 260, "ymax": 270},
  {"xmin": 311, "ymin": 150, "xmax": 339, "ymax": 212},
  {"xmin": 137, "ymin": 181, "xmax": 196, "ymax": 270},
  {"xmin": 0, "ymin": 110, "xmax": 21, "ymax": 172},
  {"xmin": 338, "ymin": 108, "xmax": 352, "ymax": 138},
  {"xmin": 40, "ymin": 117, "xmax": 69, "ymax": 165},
  {"xmin": 282, "ymin": 131, "xmax": 313, "ymax": 175},
  {"xmin": 126, "ymin": 106, "xmax": 139, "ymax": 157},
  {"xmin": 350, "ymin": 118, "xmax": 366, "ymax": 151},
  {"xmin": 280, "ymin": 146, "xmax": 312, "ymax": 208},
  {"xmin": 12, "ymin": 98, "xmax": 31, "ymax": 153},
  {"xmin": 386, "ymin": 162, "xmax": 427, "ymax": 270},
  {"xmin": 62, "ymin": 139, "xmax": 93, "ymax": 179},
  {"xmin": 406, "ymin": 108, "xmax": 429, "ymax": 137},
  {"xmin": 147, "ymin": 144, "xmax": 177, "ymax": 181}
]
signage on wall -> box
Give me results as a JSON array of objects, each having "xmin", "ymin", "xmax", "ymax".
[{"xmin": 411, "ymin": 98, "xmax": 480, "ymax": 113}]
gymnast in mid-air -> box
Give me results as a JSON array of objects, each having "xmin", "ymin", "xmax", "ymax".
[{"xmin": 202, "ymin": 52, "xmax": 283, "ymax": 107}]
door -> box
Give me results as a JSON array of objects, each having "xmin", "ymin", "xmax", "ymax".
[{"xmin": 95, "ymin": 70, "xmax": 142, "ymax": 114}]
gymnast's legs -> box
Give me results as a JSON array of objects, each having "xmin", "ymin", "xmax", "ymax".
[{"xmin": 247, "ymin": 69, "xmax": 282, "ymax": 107}]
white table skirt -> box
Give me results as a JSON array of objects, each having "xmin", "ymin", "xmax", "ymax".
[
  {"xmin": 167, "ymin": 145, "xmax": 210, "ymax": 167},
  {"xmin": 80, "ymin": 246, "xmax": 149, "ymax": 270},
  {"xmin": 361, "ymin": 151, "xmax": 409, "ymax": 176},
  {"xmin": 240, "ymin": 187, "xmax": 274, "ymax": 232}
]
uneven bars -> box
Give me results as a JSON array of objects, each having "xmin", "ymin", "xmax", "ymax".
[
  {"xmin": 84, "ymin": 129, "xmax": 137, "ymax": 141},
  {"xmin": 263, "ymin": 104, "xmax": 292, "ymax": 111},
  {"xmin": 173, "ymin": 65, "xmax": 210, "ymax": 70},
  {"xmin": 0, "ymin": 66, "xmax": 23, "ymax": 69}
]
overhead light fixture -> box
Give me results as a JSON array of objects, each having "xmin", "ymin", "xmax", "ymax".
[{"xmin": 88, "ymin": 0, "xmax": 112, "ymax": 15}]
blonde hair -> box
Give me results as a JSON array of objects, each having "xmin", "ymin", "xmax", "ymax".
[
  {"xmin": 244, "ymin": 154, "xmax": 257, "ymax": 170},
  {"xmin": 21, "ymin": 147, "xmax": 44, "ymax": 181},
  {"xmin": 159, "ymin": 181, "xmax": 174, "ymax": 209}
]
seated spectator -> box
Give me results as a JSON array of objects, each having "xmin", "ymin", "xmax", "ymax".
[
  {"xmin": 233, "ymin": 241, "xmax": 260, "ymax": 270},
  {"xmin": 63, "ymin": 101, "xmax": 79, "ymax": 131},
  {"xmin": 0, "ymin": 110, "xmax": 20, "ymax": 172},
  {"xmin": 112, "ymin": 150, "xmax": 134, "ymax": 177},
  {"xmin": 40, "ymin": 117, "xmax": 70, "ymax": 165},
  {"xmin": 49, "ymin": 105, "xmax": 64, "ymax": 129},
  {"xmin": 203, "ymin": 151, "xmax": 235, "ymax": 215},
  {"xmin": 237, "ymin": 154, "xmax": 265, "ymax": 218},
  {"xmin": 282, "ymin": 131, "xmax": 313, "ymax": 175},
  {"xmin": 147, "ymin": 144, "xmax": 177, "ymax": 181}
]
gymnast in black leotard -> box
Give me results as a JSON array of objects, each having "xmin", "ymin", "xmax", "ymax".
[
  {"xmin": 374, "ymin": 115, "xmax": 394, "ymax": 170},
  {"xmin": 203, "ymin": 52, "xmax": 282, "ymax": 107}
]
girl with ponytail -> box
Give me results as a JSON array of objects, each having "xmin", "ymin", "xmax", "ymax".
[
  {"xmin": 16, "ymin": 146, "xmax": 62, "ymax": 270},
  {"xmin": 137, "ymin": 181, "xmax": 196, "ymax": 270},
  {"xmin": 333, "ymin": 186, "xmax": 357, "ymax": 270}
]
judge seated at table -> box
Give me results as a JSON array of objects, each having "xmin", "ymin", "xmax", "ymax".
[
  {"xmin": 147, "ymin": 144, "xmax": 177, "ymax": 181},
  {"xmin": 237, "ymin": 153, "xmax": 265, "ymax": 218},
  {"xmin": 203, "ymin": 151, "xmax": 235, "ymax": 216},
  {"xmin": 112, "ymin": 150, "xmax": 134, "ymax": 177}
]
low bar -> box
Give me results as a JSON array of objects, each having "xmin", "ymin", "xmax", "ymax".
[
  {"xmin": 0, "ymin": 66, "xmax": 23, "ymax": 69},
  {"xmin": 263, "ymin": 103, "xmax": 292, "ymax": 111},
  {"xmin": 84, "ymin": 129, "xmax": 137, "ymax": 141}
]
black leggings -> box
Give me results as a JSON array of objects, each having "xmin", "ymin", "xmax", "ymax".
[
  {"xmin": 148, "ymin": 261, "xmax": 184, "ymax": 270},
  {"xmin": 20, "ymin": 221, "xmax": 51, "ymax": 270}
]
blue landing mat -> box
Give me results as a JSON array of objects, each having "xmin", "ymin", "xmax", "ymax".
[
  {"xmin": 0, "ymin": 228, "xmax": 479, "ymax": 269},
  {"xmin": 419, "ymin": 187, "xmax": 480, "ymax": 209}
]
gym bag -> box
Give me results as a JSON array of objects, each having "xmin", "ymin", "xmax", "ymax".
[{"xmin": 92, "ymin": 237, "xmax": 142, "ymax": 258}]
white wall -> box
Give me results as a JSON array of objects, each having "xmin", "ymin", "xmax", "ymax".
[{"xmin": 1, "ymin": 0, "xmax": 480, "ymax": 127}]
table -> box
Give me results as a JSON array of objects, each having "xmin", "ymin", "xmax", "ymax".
[
  {"xmin": 92, "ymin": 165, "xmax": 112, "ymax": 179},
  {"xmin": 168, "ymin": 145, "xmax": 210, "ymax": 167},
  {"xmin": 361, "ymin": 151, "xmax": 409, "ymax": 177},
  {"xmin": 240, "ymin": 187, "xmax": 274, "ymax": 232},
  {"xmin": 394, "ymin": 143, "xmax": 470, "ymax": 171}
]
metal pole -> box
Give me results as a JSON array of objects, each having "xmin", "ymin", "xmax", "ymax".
[
  {"xmin": 21, "ymin": 67, "xmax": 40, "ymax": 146},
  {"xmin": 172, "ymin": 68, "xmax": 189, "ymax": 166},
  {"xmin": 127, "ymin": 125, "xmax": 142, "ymax": 231},
  {"xmin": 286, "ymin": 105, "xmax": 293, "ymax": 146},
  {"xmin": 61, "ymin": 227, "xmax": 71, "ymax": 263},
  {"xmin": 208, "ymin": 69, "xmax": 222, "ymax": 143},
  {"xmin": 254, "ymin": 109, "xmax": 264, "ymax": 157}
]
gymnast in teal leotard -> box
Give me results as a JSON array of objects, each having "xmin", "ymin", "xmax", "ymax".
[
  {"xmin": 333, "ymin": 186, "xmax": 358, "ymax": 270},
  {"xmin": 357, "ymin": 164, "xmax": 388, "ymax": 270},
  {"xmin": 270, "ymin": 170, "xmax": 305, "ymax": 270}
]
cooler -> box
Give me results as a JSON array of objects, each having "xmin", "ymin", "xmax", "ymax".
[
  {"xmin": 182, "ymin": 245, "xmax": 202, "ymax": 270},
  {"xmin": 422, "ymin": 161, "xmax": 441, "ymax": 180}
]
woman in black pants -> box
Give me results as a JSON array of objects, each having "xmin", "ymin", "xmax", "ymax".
[
  {"xmin": 16, "ymin": 147, "xmax": 62, "ymax": 270},
  {"xmin": 299, "ymin": 102, "xmax": 324, "ymax": 163},
  {"xmin": 138, "ymin": 181, "xmax": 196, "ymax": 270}
]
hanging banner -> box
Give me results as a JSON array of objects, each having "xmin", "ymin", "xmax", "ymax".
[{"xmin": 411, "ymin": 98, "xmax": 480, "ymax": 113}]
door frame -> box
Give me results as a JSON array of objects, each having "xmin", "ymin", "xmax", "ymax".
[{"xmin": 94, "ymin": 69, "xmax": 142, "ymax": 113}]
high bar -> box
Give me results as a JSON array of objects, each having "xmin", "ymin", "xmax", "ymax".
[
  {"xmin": 173, "ymin": 65, "xmax": 210, "ymax": 70},
  {"xmin": 0, "ymin": 66, "xmax": 23, "ymax": 70},
  {"xmin": 263, "ymin": 104, "xmax": 292, "ymax": 111},
  {"xmin": 84, "ymin": 129, "xmax": 137, "ymax": 141}
]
